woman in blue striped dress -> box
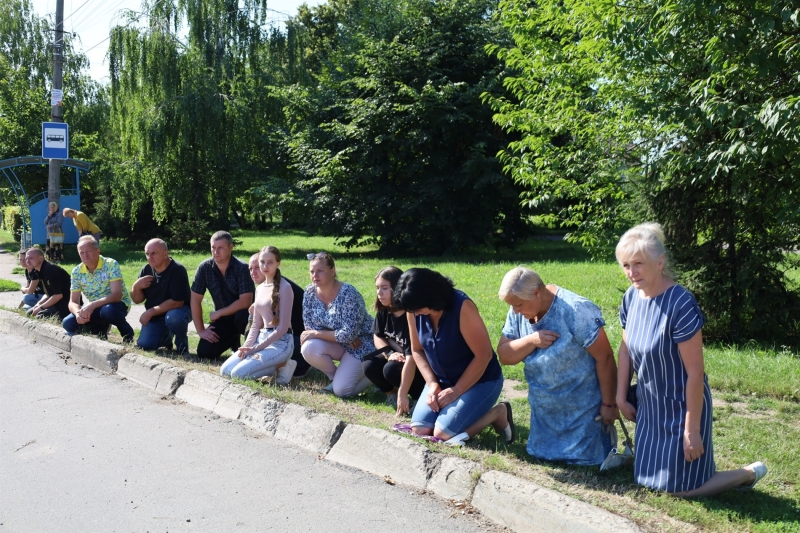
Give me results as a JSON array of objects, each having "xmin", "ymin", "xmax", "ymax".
[{"xmin": 615, "ymin": 223, "xmax": 767, "ymax": 497}]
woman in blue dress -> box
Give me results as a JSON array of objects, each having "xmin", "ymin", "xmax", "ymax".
[
  {"xmin": 497, "ymin": 266, "xmax": 619, "ymax": 465},
  {"xmin": 394, "ymin": 268, "xmax": 513, "ymax": 445},
  {"xmin": 615, "ymin": 223, "xmax": 767, "ymax": 496}
]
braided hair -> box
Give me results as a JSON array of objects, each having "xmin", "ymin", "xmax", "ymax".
[{"xmin": 260, "ymin": 245, "xmax": 282, "ymax": 324}]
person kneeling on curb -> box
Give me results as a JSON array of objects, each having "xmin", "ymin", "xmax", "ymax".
[
  {"xmin": 25, "ymin": 247, "xmax": 72, "ymax": 320},
  {"xmin": 131, "ymin": 239, "xmax": 192, "ymax": 354},
  {"xmin": 63, "ymin": 235, "xmax": 134, "ymax": 342},
  {"xmin": 190, "ymin": 231, "xmax": 254, "ymax": 359},
  {"xmin": 394, "ymin": 268, "xmax": 514, "ymax": 446},
  {"xmin": 221, "ymin": 246, "xmax": 295, "ymax": 384}
]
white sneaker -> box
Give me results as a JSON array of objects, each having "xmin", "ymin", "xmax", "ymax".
[{"xmin": 276, "ymin": 359, "xmax": 297, "ymax": 385}]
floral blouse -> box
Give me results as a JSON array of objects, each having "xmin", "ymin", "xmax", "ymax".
[{"xmin": 302, "ymin": 282, "xmax": 375, "ymax": 360}]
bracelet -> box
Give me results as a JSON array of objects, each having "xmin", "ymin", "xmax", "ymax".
[{"xmin": 601, "ymin": 402, "xmax": 617, "ymax": 408}]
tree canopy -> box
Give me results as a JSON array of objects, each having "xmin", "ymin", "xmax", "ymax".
[{"xmin": 488, "ymin": 0, "xmax": 800, "ymax": 342}]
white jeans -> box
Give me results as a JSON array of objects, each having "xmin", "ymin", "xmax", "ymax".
[
  {"xmin": 220, "ymin": 330, "xmax": 293, "ymax": 380},
  {"xmin": 301, "ymin": 338, "xmax": 370, "ymax": 397}
]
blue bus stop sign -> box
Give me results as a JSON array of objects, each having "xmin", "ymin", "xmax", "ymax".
[{"xmin": 42, "ymin": 122, "xmax": 69, "ymax": 159}]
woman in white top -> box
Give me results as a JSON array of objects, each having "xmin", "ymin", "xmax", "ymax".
[{"xmin": 220, "ymin": 246, "xmax": 296, "ymax": 384}]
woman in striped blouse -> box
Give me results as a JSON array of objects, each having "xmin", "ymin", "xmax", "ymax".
[{"xmin": 615, "ymin": 223, "xmax": 766, "ymax": 496}]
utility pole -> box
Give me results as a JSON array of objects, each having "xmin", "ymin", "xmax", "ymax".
[{"xmin": 47, "ymin": 0, "xmax": 65, "ymax": 207}]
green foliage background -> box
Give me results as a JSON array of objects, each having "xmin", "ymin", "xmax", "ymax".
[{"xmin": 1, "ymin": 0, "xmax": 799, "ymax": 343}]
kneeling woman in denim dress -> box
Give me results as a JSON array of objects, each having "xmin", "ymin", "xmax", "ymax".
[
  {"xmin": 497, "ymin": 266, "xmax": 618, "ymax": 465},
  {"xmin": 394, "ymin": 268, "xmax": 513, "ymax": 444}
]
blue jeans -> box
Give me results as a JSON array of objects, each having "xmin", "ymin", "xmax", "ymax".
[
  {"xmin": 220, "ymin": 331, "xmax": 293, "ymax": 379},
  {"xmin": 62, "ymin": 301, "xmax": 134, "ymax": 342},
  {"xmin": 411, "ymin": 377, "xmax": 503, "ymax": 438},
  {"xmin": 136, "ymin": 305, "xmax": 192, "ymax": 353},
  {"xmin": 22, "ymin": 293, "xmax": 43, "ymax": 309}
]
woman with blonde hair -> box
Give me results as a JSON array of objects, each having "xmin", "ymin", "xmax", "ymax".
[
  {"xmin": 616, "ymin": 222, "xmax": 766, "ymax": 496},
  {"xmin": 301, "ymin": 252, "xmax": 375, "ymax": 397},
  {"xmin": 497, "ymin": 266, "xmax": 618, "ymax": 465}
]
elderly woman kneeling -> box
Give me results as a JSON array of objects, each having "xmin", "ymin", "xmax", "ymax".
[{"xmin": 497, "ymin": 266, "xmax": 618, "ymax": 465}]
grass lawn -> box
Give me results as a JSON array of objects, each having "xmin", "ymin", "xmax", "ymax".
[
  {"xmin": 3, "ymin": 227, "xmax": 799, "ymax": 532},
  {"xmin": 0, "ymin": 278, "xmax": 20, "ymax": 291}
]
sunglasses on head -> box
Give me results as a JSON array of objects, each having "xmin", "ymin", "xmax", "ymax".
[{"xmin": 307, "ymin": 252, "xmax": 330, "ymax": 260}]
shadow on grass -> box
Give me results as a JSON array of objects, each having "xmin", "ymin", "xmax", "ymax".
[{"xmin": 692, "ymin": 490, "xmax": 800, "ymax": 530}]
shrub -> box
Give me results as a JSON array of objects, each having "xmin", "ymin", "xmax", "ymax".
[{"xmin": 1, "ymin": 206, "xmax": 22, "ymax": 242}]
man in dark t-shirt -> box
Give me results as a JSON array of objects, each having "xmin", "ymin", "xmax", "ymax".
[
  {"xmin": 190, "ymin": 231, "xmax": 255, "ymax": 359},
  {"xmin": 131, "ymin": 239, "xmax": 192, "ymax": 354},
  {"xmin": 25, "ymin": 248, "xmax": 72, "ymax": 320},
  {"xmin": 19, "ymin": 249, "xmax": 44, "ymax": 310}
]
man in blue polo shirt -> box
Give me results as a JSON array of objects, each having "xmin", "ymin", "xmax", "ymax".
[
  {"xmin": 131, "ymin": 238, "xmax": 192, "ymax": 354},
  {"xmin": 63, "ymin": 235, "xmax": 134, "ymax": 342}
]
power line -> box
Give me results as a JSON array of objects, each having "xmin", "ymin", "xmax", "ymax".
[{"xmin": 61, "ymin": 0, "xmax": 95, "ymax": 25}]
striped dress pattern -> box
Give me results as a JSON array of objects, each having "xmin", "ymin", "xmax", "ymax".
[{"xmin": 620, "ymin": 284, "xmax": 716, "ymax": 492}]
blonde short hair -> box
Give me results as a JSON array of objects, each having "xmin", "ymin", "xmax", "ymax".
[
  {"xmin": 615, "ymin": 222, "xmax": 674, "ymax": 279},
  {"xmin": 498, "ymin": 266, "xmax": 544, "ymax": 300},
  {"xmin": 48, "ymin": 201, "xmax": 58, "ymax": 209},
  {"xmin": 77, "ymin": 235, "xmax": 99, "ymax": 249}
]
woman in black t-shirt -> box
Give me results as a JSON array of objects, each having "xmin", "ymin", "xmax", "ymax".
[{"xmin": 363, "ymin": 266, "xmax": 425, "ymax": 414}]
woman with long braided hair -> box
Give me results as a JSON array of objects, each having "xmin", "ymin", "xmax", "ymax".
[{"xmin": 220, "ymin": 246, "xmax": 297, "ymax": 384}]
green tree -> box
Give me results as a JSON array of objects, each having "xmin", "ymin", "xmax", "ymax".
[
  {"xmin": 107, "ymin": 0, "xmax": 305, "ymax": 242},
  {"xmin": 286, "ymin": 0, "xmax": 527, "ymax": 254},
  {"xmin": 489, "ymin": 0, "xmax": 800, "ymax": 343}
]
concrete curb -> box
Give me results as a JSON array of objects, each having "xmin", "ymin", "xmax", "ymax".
[
  {"xmin": 117, "ymin": 354, "xmax": 186, "ymax": 395},
  {"xmin": 0, "ymin": 309, "xmax": 31, "ymax": 337},
  {"xmin": 28, "ymin": 322, "xmax": 72, "ymax": 352},
  {"xmin": 274, "ymin": 404, "xmax": 345, "ymax": 455},
  {"xmin": 239, "ymin": 395, "xmax": 284, "ymax": 435},
  {"xmin": 472, "ymin": 471, "xmax": 639, "ymax": 533},
  {"xmin": 174, "ymin": 370, "xmax": 233, "ymax": 412},
  {"xmin": 427, "ymin": 456, "xmax": 482, "ymax": 502},
  {"xmin": 326, "ymin": 424, "xmax": 440, "ymax": 489},
  {"xmin": 69, "ymin": 335, "xmax": 126, "ymax": 374}
]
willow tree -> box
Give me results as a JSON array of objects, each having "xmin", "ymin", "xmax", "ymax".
[{"xmin": 107, "ymin": 0, "xmax": 301, "ymax": 241}]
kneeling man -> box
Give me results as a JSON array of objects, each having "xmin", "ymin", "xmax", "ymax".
[
  {"xmin": 191, "ymin": 231, "xmax": 254, "ymax": 359},
  {"xmin": 131, "ymin": 239, "xmax": 192, "ymax": 353},
  {"xmin": 25, "ymin": 247, "xmax": 72, "ymax": 320},
  {"xmin": 63, "ymin": 235, "xmax": 134, "ymax": 342}
]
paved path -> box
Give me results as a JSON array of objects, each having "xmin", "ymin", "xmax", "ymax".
[{"xmin": 0, "ymin": 336, "xmax": 496, "ymax": 532}]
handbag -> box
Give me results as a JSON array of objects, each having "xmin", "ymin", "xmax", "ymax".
[{"xmin": 49, "ymin": 232, "xmax": 65, "ymax": 244}]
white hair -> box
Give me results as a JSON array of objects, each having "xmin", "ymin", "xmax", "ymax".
[
  {"xmin": 77, "ymin": 235, "xmax": 99, "ymax": 249},
  {"xmin": 498, "ymin": 266, "xmax": 544, "ymax": 300},
  {"xmin": 615, "ymin": 222, "xmax": 674, "ymax": 279}
]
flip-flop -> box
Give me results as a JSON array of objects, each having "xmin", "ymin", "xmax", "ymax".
[{"xmin": 501, "ymin": 401, "xmax": 515, "ymax": 444}]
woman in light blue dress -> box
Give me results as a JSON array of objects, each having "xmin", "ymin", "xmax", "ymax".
[
  {"xmin": 497, "ymin": 266, "xmax": 619, "ymax": 465},
  {"xmin": 615, "ymin": 223, "xmax": 766, "ymax": 496}
]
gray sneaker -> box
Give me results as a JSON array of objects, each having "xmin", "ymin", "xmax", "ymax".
[{"xmin": 276, "ymin": 359, "xmax": 297, "ymax": 385}]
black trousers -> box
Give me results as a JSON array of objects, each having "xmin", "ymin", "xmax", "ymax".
[
  {"xmin": 197, "ymin": 309, "xmax": 249, "ymax": 359},
  {"xmin": 362, "ymin": 357, "xmax": 426, "ymax": 400}
]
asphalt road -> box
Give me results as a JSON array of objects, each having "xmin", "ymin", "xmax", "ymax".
[{"xmin": 0, "ymin": 337, "xmax": 496, "ymax": 533}]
